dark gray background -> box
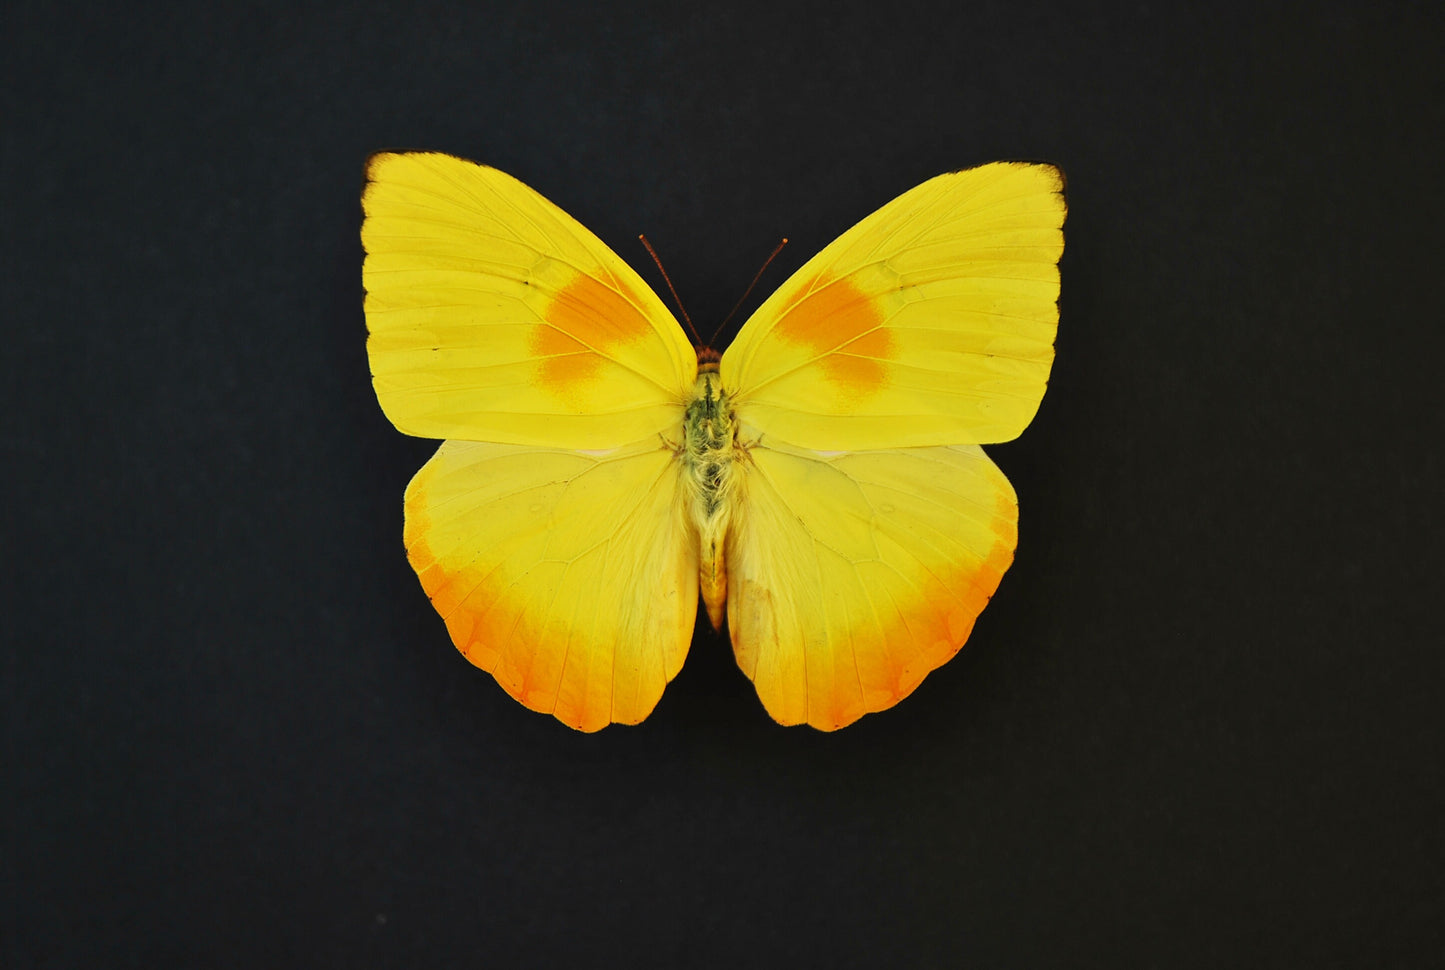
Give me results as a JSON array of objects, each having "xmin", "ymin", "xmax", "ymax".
[{"xmin": 5, "ymin": 2, "xmax": 1441, "ymax": 966}]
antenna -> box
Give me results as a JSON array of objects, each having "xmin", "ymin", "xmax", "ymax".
[
  {"xmin": 638, "ymin": 235, "xmax": 703, "ymax": 348},
  {"xmin": 709, "ymin": 237, "xmax": 789, "ymax": 348}
]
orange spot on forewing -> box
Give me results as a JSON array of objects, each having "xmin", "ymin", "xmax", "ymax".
[
  {"xmin": 531, "ymin": 324, "xmax": 601, "ymax": 387},
  {"xmin": 773, "ymin": 274, "xmax": 893, "ymax": 397},
  {"xmin": 823, "ymin": 326, "xmax": 891, "ymax": 392},
  {"xmin": 532, "ymin": 272, "xmax": 653, "ymax": 392}
]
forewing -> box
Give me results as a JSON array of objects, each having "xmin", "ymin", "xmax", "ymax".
[
  {"xmin": 726, "ymin": 442, "xmax": 1017, "ymax": 730},
  {"xmin": 363, "ymin": 152, "xmax": 697, "ymax": 448},
  {"xmin": 405, "ymin": 437, "xmax": 699, "ymax": 731},
  {"xmin": 721, "ymin": 162, "xmax": 1065, "ymax": 450}
]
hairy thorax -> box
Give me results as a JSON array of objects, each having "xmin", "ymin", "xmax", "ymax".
[{"xmin": 684, "ymin": 361, "xmax": 739, "ymax": 628}]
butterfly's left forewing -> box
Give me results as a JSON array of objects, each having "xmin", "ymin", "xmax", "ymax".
[{"xmin": 363, "ymin": 152, "xmax": 697, "ymax": 450}]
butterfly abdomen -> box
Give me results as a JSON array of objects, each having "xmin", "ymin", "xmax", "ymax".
[{"xmin": 684, "ymin": 364, "xmax": 739, "ymax": 629}]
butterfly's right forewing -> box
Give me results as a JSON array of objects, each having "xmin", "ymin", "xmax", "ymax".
[{"xmin": 721, "ymin": 162, "xmax": 1065, "ymax": 450}]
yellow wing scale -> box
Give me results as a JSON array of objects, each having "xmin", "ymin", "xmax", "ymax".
[{"xmin": 362, "ymin": 152, "xmax": 1065, "ymax": 730}]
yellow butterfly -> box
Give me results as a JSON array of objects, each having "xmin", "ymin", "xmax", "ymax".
[{"xmin": 362, "ymin": 152, "xmax": 1065, "ymax": 731}]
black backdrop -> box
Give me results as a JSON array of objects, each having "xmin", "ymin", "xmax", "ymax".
[{"xmin": 6, "ymin": 2, "xmax": 1442, "ymax": 967}]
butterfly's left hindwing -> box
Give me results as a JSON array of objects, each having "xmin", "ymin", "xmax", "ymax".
[{"xmin": 405, "ymin": 437, "xmax": 698, "ymax": 732}]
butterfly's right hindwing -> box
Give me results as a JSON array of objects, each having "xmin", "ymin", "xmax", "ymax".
[{"xmin": 726, "ymin": 442, "xmax": 1017, "ymax": 730}]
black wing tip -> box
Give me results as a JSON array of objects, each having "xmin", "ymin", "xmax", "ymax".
[
  {"xmin": 360, "ymin": 150, "xmax": 403, "ymax": 199},
  {"xmin": 993, "ymin": 158, "xmax": 1068, "ymax": 216},
  {"xmin": 994, "ymin": 158, "xmax": 1067, "ymax": 189},
  {"xmin": 941, "ymin": 159, "xmax": 1068, "ymax": 210},
  {"xmin": 362, "ymin": 148, "xmax": 410, "ymax": 184},
  {"xmin": 1028, "ymin": 160, "xmax": 1068, "ymax": 201},
  {"xmin": 363, "ymin": 148, "xmax": 491, "ymax": 182},
  {"xmin": 360, "ymin": 149, "xmax": 492, "ymax": 213}
]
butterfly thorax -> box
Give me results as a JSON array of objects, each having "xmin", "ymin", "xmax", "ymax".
[
  {"xmin": 683, "ymin": 365, "xmax": 736, "ymax": 515},
  {"xmin": 684, "ymin": 362, "xmax": 738, "ymax": 628}
]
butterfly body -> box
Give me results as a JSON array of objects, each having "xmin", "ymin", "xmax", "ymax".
[
  {"xmin": 683, "ymin": 360, "xmax": 741, "ymax": 628},
  {"xmin": 362, "ymin": 152, "xmax": 1065, "ymax": 731}
]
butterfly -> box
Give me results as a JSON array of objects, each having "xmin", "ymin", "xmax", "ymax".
[{"xmin": 361, "ymin": 152, "xmax": 1065, "ymax": 731}]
